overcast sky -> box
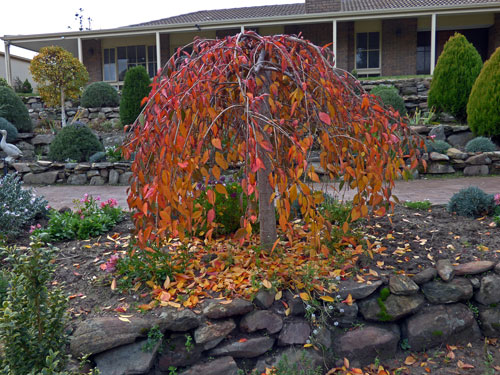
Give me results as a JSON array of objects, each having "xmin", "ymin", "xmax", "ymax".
[{"xmin": 1, "ymin": 0, "xmax": 299, "ymax": 57}]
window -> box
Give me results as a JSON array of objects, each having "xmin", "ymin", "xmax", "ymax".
[
  {"xmin": 104, "ymin": 45, "xmax": 157, "ymax": 82},
  {"xmin": 356, "ymin": 32, "xmax": 380, "ymax": 70},
  {"xmin": 417, "ymin": 32, "xmax": 431, "ymax": 75}
]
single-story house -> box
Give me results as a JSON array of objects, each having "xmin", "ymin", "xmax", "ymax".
[
  {"xmin": 0, "ymin": 51, "xmax": 35, "ymax": 89},
  {"xmin": 3, "ymin": 0, "xmax": 500, "ymax": 88}
]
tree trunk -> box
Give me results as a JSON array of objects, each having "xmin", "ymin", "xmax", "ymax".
[{"xmin": 60, "ymin": 88, "xmax": 66, "ymax": 127}]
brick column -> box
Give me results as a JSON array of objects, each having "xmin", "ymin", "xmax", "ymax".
[
  {"xmin": 488, "ymin": 13, "xmax": 500, "ymax": 56},
  {"xmin": 82, "ymin": 39, "xmax": 102, "ymax": 83},
  {"xmin": 381, "ymin": 18, "xmax": 417, "ymax": 76}
]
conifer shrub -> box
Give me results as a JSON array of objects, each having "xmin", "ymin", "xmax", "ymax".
[
  {"xmin": 371, "ymin": 85, "xmax": 407, "ymax": 116},
  {"xmin": 80, "ymin": 81, "xmax": 120, "ymax": 108},
  {"xmin": 48, "ymin": 122, "xmax": 103, "ymax": 162},
  {"xmin": 0, "ymin": 117, "xmax": 19, "ymax": 142},
  {"xmin": 425, "ymin": 139, "xmax": 451, "ymax": 154},
  {"xmin": 467, "ymin": 47, "xmax": 500, "ymax": 137},
  {"xmin": 428, "ymin": 33, "xmax": 482, "ymax": 121},
  {"xmin": 120, "ymin": 66, "xmax": 151, "ymax": 126},
  {"xmin": 0, "ymin": 86, "xmax": 32, "ymax": 132},
  {"xmin": 465, "ymin": 137, "xmax": 496, "ymax": 153},
  {"xmin": 0, "ymin": 78, "xmax": 10, "ymax": 87},
  {"xmin": 447, "ymin": 186, "xmax": 495, "ymax": 218}
]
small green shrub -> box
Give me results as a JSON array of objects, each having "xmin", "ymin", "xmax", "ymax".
[
  {"xmin": 0, "ymin": 241, "xmax": 68, "ymax": 374},
  {"xmin": 13, "ymin": 77, "xmax": 33, "ymax": 94},
  {"xmin": 319, "ymin": 196, "xmax": 352, "ymax": 224},
  {"xmin": 0, "ymin": 86, "xmax": 32, "ymax": 132},
  {"xmin": 32, "ymin": 195, "xmax": 124, "ymax": 242},
  {"xmin": 0, "ymin": 78, "xmax": 9, "ymax": 87},
  {"xmin": 467, "ymin": 47, "xmax": 500, "ymax": 137},
  {"xmin": 465, "ymin": 137, "xmax": 496, "ymax": 153},
  {"xmin": 270, "ymin": 352, "xmax": 323, "ymax": 375},
  {"xmin": 425, "ymin": 139, "xmax": 451, "ymax": 154},
  {"xmin": 0, "ymin": 173, "xmax": 49, "ymax": 239},
  {"xmin": 428, "ymin": 33, "xmax": 482, "ymax": 121},
  {"xmin": 370, "ymin": 85, "xmax": 407, "ymax": 116},
  {"xmin": 0, "ymin": 117, "xmax": 19, "ymax": 142},
  {"xmin": 105, "ymin": 145, "xmax": 124, "ymax": 162},
  {"xmin": 447, "ymin": 186, "xmax": 495, "ymax": 218},
  {"xmin": 120, "ymin": 66, "xmax": 151, "ymax": 126},
  {"xmin": 404, "ymin": 200, "xmax": 432, "ymax": 210},
  {"xmin": 80, "ymin": 82, "xmax": 120, "ymax": 108},
  {"xmin": 48, "ymin": 122, "xmax": 103, "ymax": 162}
]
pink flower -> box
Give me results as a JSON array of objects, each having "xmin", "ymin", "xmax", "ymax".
[
  {"xmin": 105, "ymin": 254, "xmax": 120, "ymax": 273},
  {"xmin": 429, "ymin": 135, "xmax": 436, "ymax": 139},
  {"xmin": 80, "ymin": 215, "xmax": 85, "ymax": 219},
  {"xmin": 494, "ymin": 193, "xmax": 500, "ymax": 206}
]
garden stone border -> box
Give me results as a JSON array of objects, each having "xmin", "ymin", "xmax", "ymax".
[{"xmin": 69, "ymin": 260, "xmax": 500, "ymax": 374}]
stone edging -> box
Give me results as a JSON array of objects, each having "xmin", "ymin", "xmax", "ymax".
[{"xmin": 69, "ymin": 259, "xmax": 500, "ymax": 374}]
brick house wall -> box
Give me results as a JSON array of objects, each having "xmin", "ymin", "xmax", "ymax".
[
  {"xmin": 336, "ymin": 21, "xmax": 355, "ymax": 72},
  {"xmin": 305, "ymin": 0, "xmax": 340, "ymax": 13},
  {"xmin": 488, "ymin": 13, "xmax": 500, "ymax": 56},
  {"xmin": 82, "ymin": 39, "xmax": 102, "ymax": 83},
  {"xmin": 382, "ymin": 18, "xmax": 417, "ymax": 76}
]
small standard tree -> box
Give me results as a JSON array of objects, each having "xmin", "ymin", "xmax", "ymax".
[
  {"xmin": 30, "ymin": 46, "xmax": 88, "ymax": 126},
  {"xmin": 428, "ymin": 33, "xmax": 482, "ymax": 121},
  {"xmin": 119, "ymin": 66, "xmax": 151, "ymax": 126},
  {"xmin": 123, "ymin": 33, "xmax": 422, "ymax": 254}
]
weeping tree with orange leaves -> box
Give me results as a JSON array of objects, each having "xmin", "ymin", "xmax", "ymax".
[{"xmin": 123, "ymin": 32, "xmax": 423, "ymax": 254}]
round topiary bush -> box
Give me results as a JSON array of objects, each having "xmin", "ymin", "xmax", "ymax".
[
  {"xmin": 0, "ymin": 86, "xmax": 32, "ymax": 132},
  {"xmin": 370, "ymin": 85, "xmax": 407, "ymax": 116},
  {"xmin": 80, "ymin": 82, "xmax": 120, "ymax": 108},
  {"xmin": 447, "ymin": 186, "xmax": 494, "ymax": 218},
  {"xmin": 425, "ymin": 139, "xmax": 451, "ymax": 154},
  {"xmin": 428, "ymin": 33, "xmax": 482, "ymax": 122},
  {"xmin": 0, "ymin": 117, "xmax": 19, "ymax": 142},
  {"xmin": 48, "ymin": 122, "xmax": 103, "ymax": 162},
  {"xmin": 465, "ymin": 137, "xmax": 496, "ymax": 153},
  {"xmin": 120, "ymin": 66, "xmax": 151, "ymax": 126},
  {"xmin": 467, "ymin": 47, "xmax": 500, "ymax": 137}
]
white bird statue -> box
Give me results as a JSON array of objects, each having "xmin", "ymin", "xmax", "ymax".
[{"xmin": 0, "ymin": 129, "xmax": 23, "ymax": 163}]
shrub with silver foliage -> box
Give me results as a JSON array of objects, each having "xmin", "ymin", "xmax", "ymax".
[{"xmin": 447, "ymin": 186, "xmax": 494, "ymax": 218}]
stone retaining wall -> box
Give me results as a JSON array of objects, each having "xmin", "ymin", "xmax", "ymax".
[{"xmin": 68, "ymin": 260, "xmax": 500, "ymax": 374}]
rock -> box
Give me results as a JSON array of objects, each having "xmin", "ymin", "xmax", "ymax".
[
  {"xmin": 254, "ymin": 347, "xmax": 324, "ymax": 375},
  {"xmin": 411, "ymin": 268, "xmax": 437, "ymax": 285},
  {"xmin": 475, "ymin": 274, "xmax": 500, "ymax": 305},
  {"xmin": 429, "ymin": 152, "xmax": 449, "ymax": 161},
  {"xmin": 23, "ymin": 171, "xmax": 58, "ymax": 185},
  {"xmin": 358, "ymin": 293, "xmax": 425, "ymax": 322},
  {"xmin": 240, "ymin": 310, "xmax": 283, "ymax": 334},
  {"xmin": 429, "ymin": 125, "xmax": 452, "ymax": 140},
  {"xmin": 102, "ymin": 134, "xmax": 126, "ymax": 148},
  {"xmin": 158, "ymin": 308, "xmax": 200, "ymax": 332},
  {"xmin": 193, "ymin": 319, "xmax": 236, "ymax": 350},
  {"xmin": 89, "ymin": 176, "xmax": 106, "ymax": 186},
  {"xmin": 75, "ymin": 163, "xmax": 91, "ymax": 171},
  {"xmin": 469, "ymin": 277, "xmax": 481, "ymax": 289},
  {"xmin": 28, "ymin": 162, "xmax": 49, "ymax": 173},
  {"xmin": 421, "ymin": 278, "xmax": 473, "ymax": 304},
  {"xmin": 157, "ymin": 334, "xmax": 203, "ymax": 369},
  {"xmin": 466, "ymin": 154, "xmax": 492, "ymax": 165},
  {"xmin": 426, "ymin": 162, "xmax": 455, "ymax": 174},
  {"xmin": 70, "ymin": 317, "xmax": 151, "ymax": 356},
  {"xmin": 209, "ymin": 336, "xmax": 275, "ymax": 358},
  {"xmin": 446, "ymin": 147, "xmax": 468, "ymax": 160},
  {"xmin": 478, "ymin": 307, "xmax": 500, "ymax": 337},
  {"xmin": 495, "ymin": 263, "xmax": 500, "ymax": 275},
  {"xmin": 436, "ymin": 259, "xmax": 454, "ymax": 281},
  {"xmin": 447, "ymin": 132, "xmax": 475, "ymax": 149},
  {"xmin": 410, "ymin": 125, "xmax": 430, "ymax": 134},
  {"xmin": 404, "ymin": 303, "xmax": 480, "ymax": 352},
  {"xmin": 12, "ymin": 162, "xmax": 31, "ymax": 173},
  {"xmin": 253, "ymin": 288, "xmax": 275, "ymax": 309},
  {"xmin": 67, "ymin": 173, "xmax": 88, "ymax": 185},
  {"xmin": 332, "ymin": 325, "xmax": 400, "ymax": 367},
  {"xmin": 86, "ymin": 170, "xmax": 100, "ymax": 178},
  {"xmin": 330, "ymin": 302, "xmax": 359, "ymax": 328},
  {"xmin": 94, "ymin": 339, "xmax": 157, "ymax": 375},
  {"xmin": 65, "ymin": 162, "xmax": 78, "ymax": 170},
  {"xmin": 454, "ymin": 261, "xmax": 496, "ymax": 276},
  {"xmin": 179, "ymin": 356, "xmax": 239, "ymax": 375},
  {"xmin": 284, "ymin": 290, "xmax": 306, "ymax": 315},
  {"xmin": 389, "ymin": 275, "xmax": 419, "ymax": 295},
  {"xmin": 338, "ymin": 279, "xmax": 383, "ymax": 300},
  {"xmin": 277, "ymin": 318, "xmax": 311, "ymax": 346},
  {"xmin": 464, "ymin": 165, "xmax": 489, "ymax": 176},
  {"xmin": 313, "ymin": 325, "xmax": 332, "ymax": 349},
  {"xmin": 439, "ymin": 113, "xmax": 456, "ymax": 123},
  {"xmin": 203, "ymin": 298, "xmax": 254, "ymax": 319},
  {"xmin": 31, "ymin": 134, "xmax": 55, "ymax": 145},
  {"xmin": 119, "ymin": 171, "xmax": 133, "ymax": 185},
  {"xmin": 108, "ymin": 169, "xmax": 120, "ymax": 185}
]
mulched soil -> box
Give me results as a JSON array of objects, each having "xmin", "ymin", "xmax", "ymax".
[{"xmin": 5, "ymin": 204, "xmax": 500, "ymax": 374}]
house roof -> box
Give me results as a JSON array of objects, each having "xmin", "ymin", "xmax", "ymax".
[{"xmin": 129, "ymin": 0, "xmax": 500, "ymax": 27}]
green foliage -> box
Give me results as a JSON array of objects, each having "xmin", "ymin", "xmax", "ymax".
[
  {"xmin": 270, "ymin": 353, "xmax": 323, "ymax": 375},
  {"xmin": 142, "ymin": 325, "xmax": 163, "ymax": 353},
  {"xmin": 32, "ymin": 195, "xmax": 124, "ymax": 242},
  {"xmin": 0, "ymin": 117, "xmax": 18, "ymax": 142},
  {"xmin": 105, "ymin": 146, "xmax": 124, "ymax": 162},
  {"xmin": 425, "ymin": 139, "xmax": 451, "ymax": 154},
  {"xmin": 447, "ymin": 186, "xmax": 495, "ymax": 218},
  {"xmin": 48, "ymin": 122, "xmax": 103, "ymax": 162},
  {"xmin": 403, "ymin": 200, "xmax": 432, "ymax": 210},
  {"xmin": 319, "ymin": 197, "xmax": 352, "ymax": 225},
  {"xmin": 0, "ymin": 241, "xmax": 68, "ymax": 374},
  {"xmin": 0, "ymin": 270, "xmax": 8, "ymax": 306},
  {"xmin": 370, "ymin": 85, "xmax": 407, "ymax": 116},
  {"xmin": 0, "ymin": 78, "xmax": 9, "ymax": 87},
  {"xmin": 13, "ymin": 77, "xmax": 32, "ymax": 94},
  {"xmin": 0, "ymin": 173, "xmax": 49, "ymax": 239},
  {"xmin": 467, "ymin": 47, "xmax": 500, "ymax": 137},
  {"xmin": 465, "ymin": 137, "xmax": 496, "ymax": 153},
  {"xmin": 0, "ymin": 86, "xmax": 32, "ymax": 132},
  {"xmin": 80, "ymin": 82, "xmax": 120, "ymax": 108},
  {"xmin": 119, "ymin": 66, "xmax": 151, "ymax": 126},
  {"xmin": 428, "ymin": 33, "xmax": 482, "ymax": 121}
]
